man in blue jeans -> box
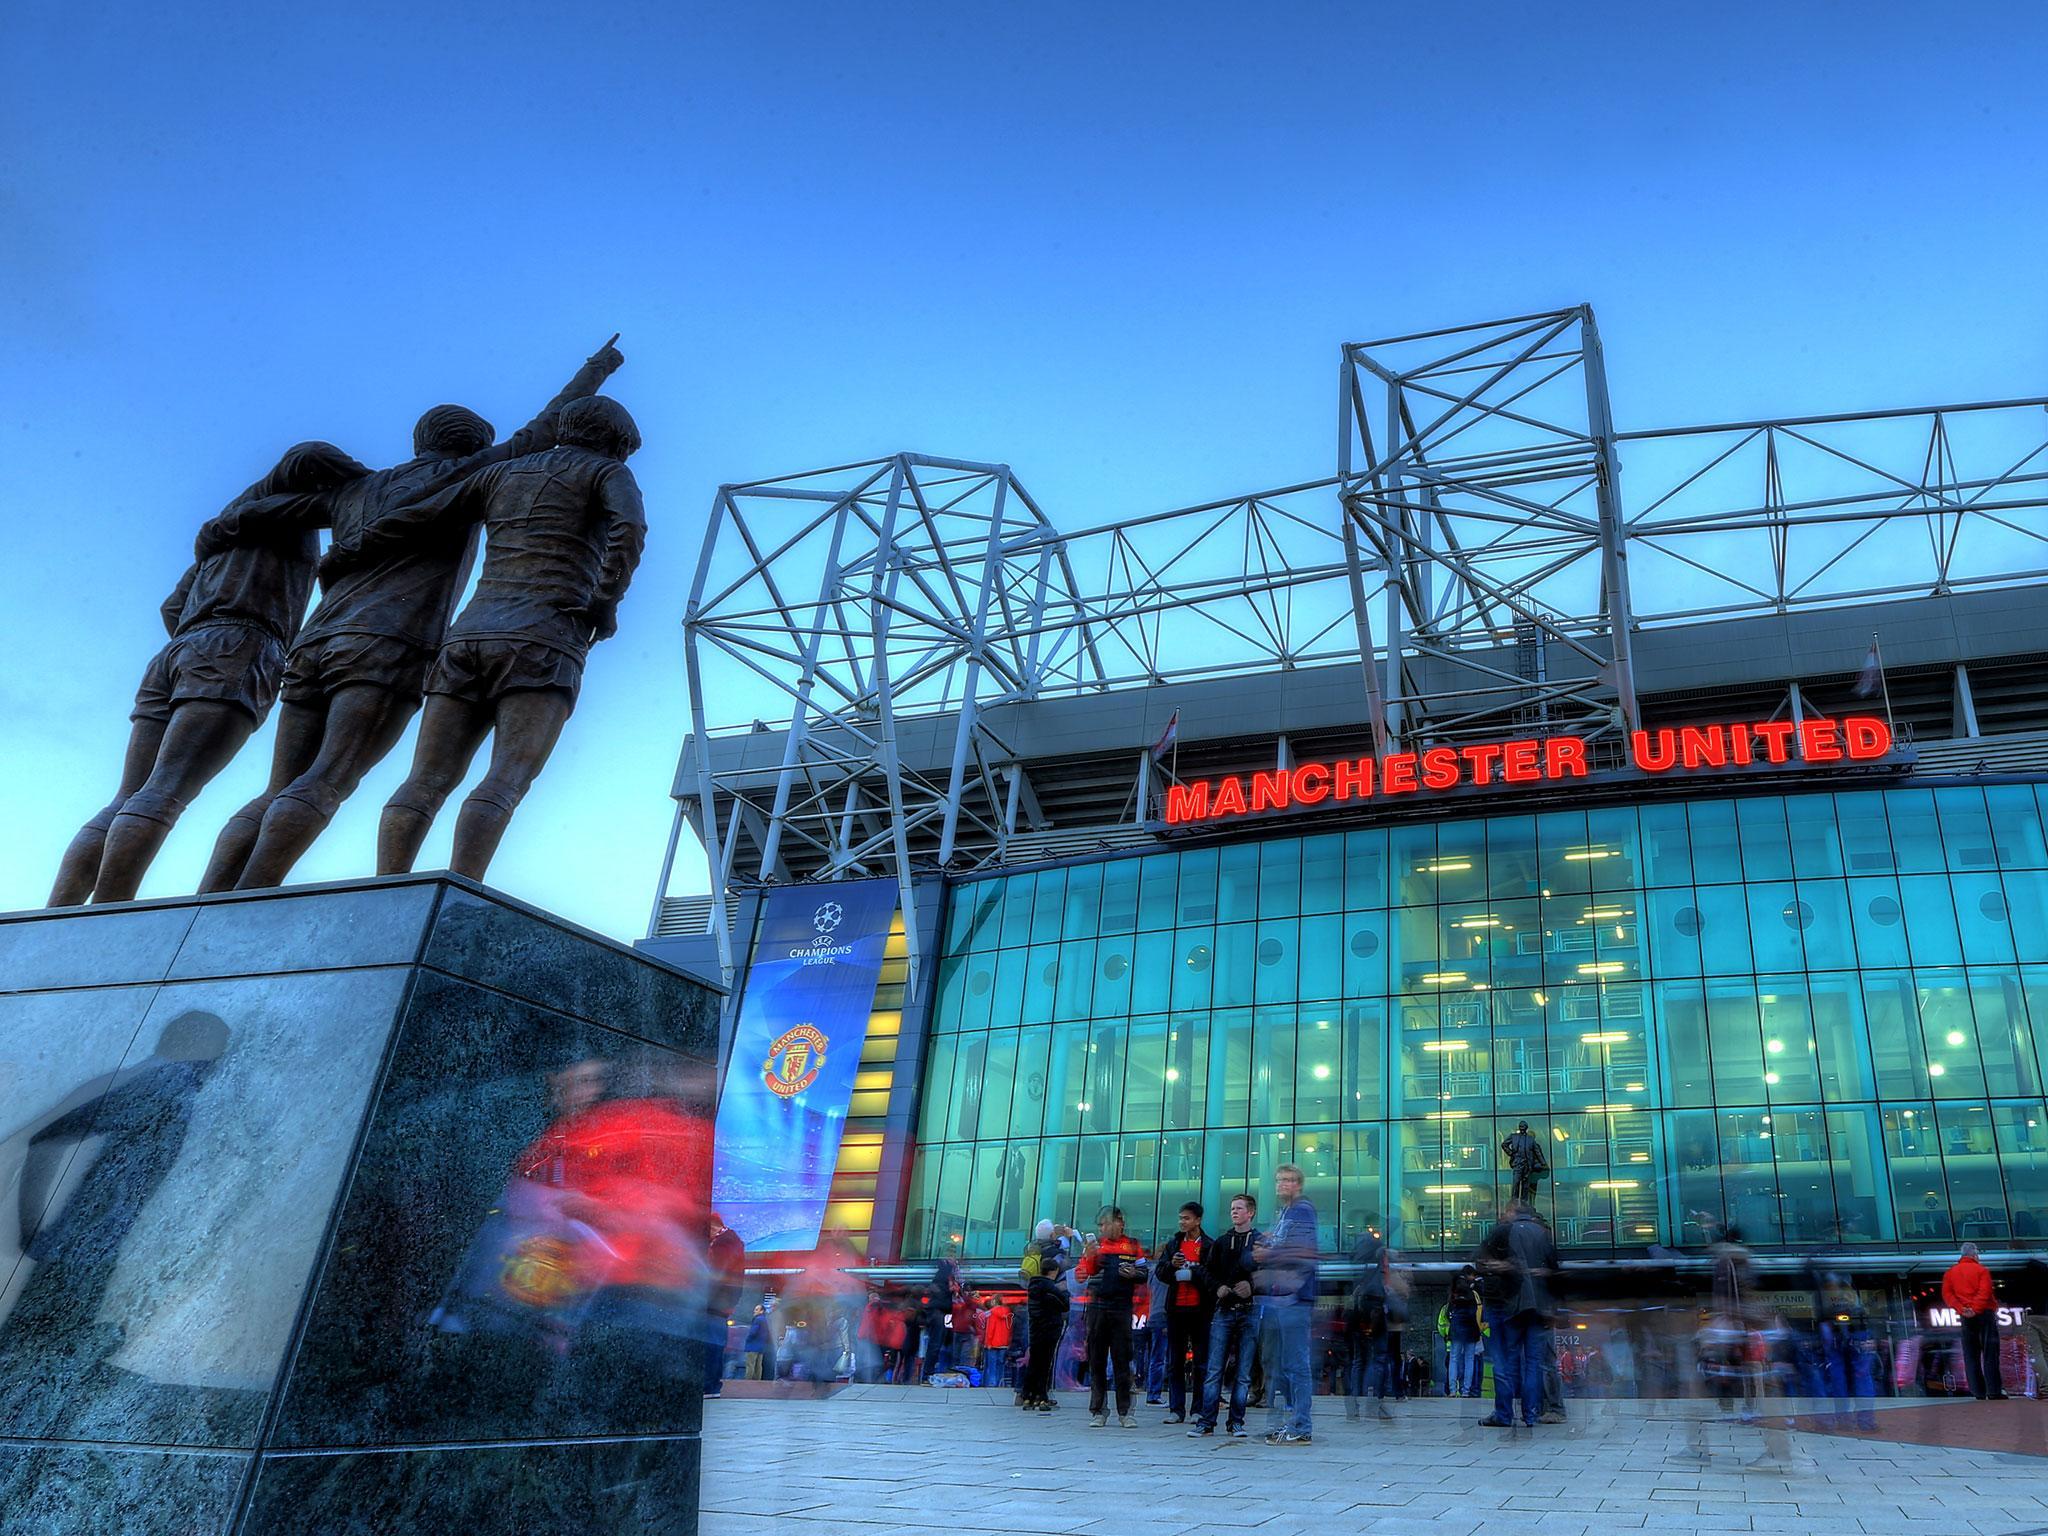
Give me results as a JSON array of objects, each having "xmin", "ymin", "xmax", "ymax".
[
  {"xmin": 1258, "ymin": 1164, "xmax": 1320, "ymax": 1445},
  {"xmin": 1475, "ymin": 1201, "xmax": 1557, "ymax": 1427},
  {"xmin": 1192, "ymin": 1192, "xmax": 1260, "ymax": 1436},
  {"xmin": 1141, "ymin": 1264, "xmax": 1170, "ymax": 1404}
]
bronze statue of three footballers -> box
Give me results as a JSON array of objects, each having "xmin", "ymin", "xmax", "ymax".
[{"xmin": 50, "ymin": 336, "xmax": 644, "ymax": 904}]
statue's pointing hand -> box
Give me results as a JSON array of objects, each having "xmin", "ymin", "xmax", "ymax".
[{"xmin": 588, "ymin": 333, "xmax": 624, "ymax": 376}]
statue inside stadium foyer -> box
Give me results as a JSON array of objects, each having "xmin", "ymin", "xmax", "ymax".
[
  {"xmin": 319, "ymin": 392, "xmax": 647, "ymax": 882},
  {"xmin": 1501, "ymin": 1120, "xmax": 1550, "ymax": 1203},
  {"xmin": 49, "ymin": 443, "xmax": 372, "ymax": 906},
  {"xmin": 196, "ymin": 337, "xmax": 626, "ymax": 891}
]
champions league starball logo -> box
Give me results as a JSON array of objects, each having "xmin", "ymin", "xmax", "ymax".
[
  {"xmin": 763, "ymin": 1023, "xmax": 829, "ymax": 1098},
  {"xmin": 788, "ymin": 899, "xmax": 857, "ymax": 965}
]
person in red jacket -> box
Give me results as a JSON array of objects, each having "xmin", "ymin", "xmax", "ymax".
[
  {"xmin": 951, "ymin": 1287, "xmax": 983, "ymax": 1372},
  {"xmin": 878, "ymin": 1301, "xmax": 910, "ymax": 1381},
  {"xmin": 1942, "ymin": 1243, "xmax": 2007, "ymax": 1400},
  {"xmin": 1073, "ymin": 1206, "xmax": 1150, "ymax": 1427},
  {"xmin": 981, "ymin": 1297, "xmax": 1016, "ymax": 1389}
]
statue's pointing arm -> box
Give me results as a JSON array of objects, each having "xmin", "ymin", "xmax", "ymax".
[
  {"xmin": 491, "ymin": 339, "xmax": 626, "ymax": 464},
  {"xmin": 585, "ymin": 464, "xmax": 647, "ymax": 642}
]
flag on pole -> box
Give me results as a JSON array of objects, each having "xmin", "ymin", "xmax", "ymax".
[
  {"xmin": 1149, "ymin": 709, "xmax": 1180, "ymax": 763},
  {"xmin": 1853, "ymin": 636, "xmax": 1883, "ymax": 699}
]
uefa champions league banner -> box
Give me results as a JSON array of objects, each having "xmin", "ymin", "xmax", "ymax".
[{"xmin": 710, "ymin": 880, "xmax": 898, "ymax": 1250}]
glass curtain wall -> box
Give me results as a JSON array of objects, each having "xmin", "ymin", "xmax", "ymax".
[{"xmin": 902, "ymin": 783, "xmax": 2048, "ymax": 1260}]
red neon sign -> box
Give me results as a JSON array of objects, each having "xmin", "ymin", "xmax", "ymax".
[{"xmin": 1162, "ymin": 716, "xmax": 1894, "ymax": 826}]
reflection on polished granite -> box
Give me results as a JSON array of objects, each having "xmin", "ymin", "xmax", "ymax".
[
  {"xmin": 422, "ymin": 884, "xmax": 722, "ymax": 1054},
  {"xmin": 240, "ymin": 1436, "xmax": 701, "ymax": 1534},
  {"xmin": 167, "ymin": 883, "xmax": 439, "ymax": 979},
  {"xmin": 275, "ymin": 969, "xmax": 709, "ymax": 1448},
  {"xmin": 0, "ymin": 1443, "xmax": 244, "ymax": 1536},
  {"xmin": 0, "ymin": 876, "xmax": 717, "ymax": 1536},
  {"xmin": 0, "ymin": 904, "xmax": 196, "ymax": 992},
  {"xmin": 0, "ymin": 971, "xmax": 402, "ymax": 1447}
]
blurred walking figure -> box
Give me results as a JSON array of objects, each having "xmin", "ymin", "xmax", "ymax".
[
  {"xmin": 878, "ymin": 1300, "xmax": 910, "ymax": 1381},
  {"xmin": 1533, "ymin": 1209, "xmax": 1567, "ymax": 1423},
  {"xmin": 1803, "ymin": 1245, "xmax": 1876, "ymax": 1428},
  {"xmin": 1382, "ymin": 1262, "xmax": 1412, "ymax": 1403},
  {"xmin": 902, "ymin": 1302, "xmax": 923, "ymax": 1384},
  {"xmin": 1138, "ymin": 1261, "xmax": 1171, "ymax": 1409},
  {"xmin": 1699, "ymin": 1229, "xmax": 1762, "ymax": 1420},
  {"xmin": 1943, "ymin": 1243, "xmax": 2007, "ymax": 1400},
  {"xmin": 1074, "ymin": 1205, "xmax": 1149, "ymax": 1427},
  {"xmin": 1475, "ymin": 1200, "xmax": 1557, "ymax": 1428},
  {"xmin": 702, "ymin": 1214, "xmax": 745, "ymax": 1397},
  {"xmin": 778, "ymin": 1246, "xmax": 863, "ymax": 1388},
  {"xmin": 918, "ymin": 1260, "xmax": 961, "ymax": 1379},
  {"xmin": 948, "ymin": 1285, "xmax": 982, "ymax": 1374},
  {"xmin": 1445, "ymin": 1264, "xmax": 1485, "ymax": 1397},
  {"xmin": 855, "ymin": 1292, "xmax": 888, "ymax": 1382},
  {"xmin": 1191, "ymin": 1192, "xmax": 1259, "ymax": 1437},
  {"xmin": 1257, "ymin": 1164, "xmax": 1319, "ymax": 1445},
  {"xmin": 2020, "ymin": 1256, "xmax": 2048, "ymax": 1398},
  {"xmin": 1138, "ymin": 1267, "xmax": 1167, "ymax": 1404},
  {"xmin": 1694, "ymin": 1228, "xmax": 1795, "ymax": 1467},
  {"xmin": 1345, "ymin": 1217, "xmax": 1389, "ymax": 1419},
  {"xmin": 1153, "ymin": 1202, "xmax": 1215, "ymax": 1423}
]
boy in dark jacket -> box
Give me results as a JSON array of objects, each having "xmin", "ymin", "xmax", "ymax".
[
  {"xmin": 1020, "ymin": 1248, "xmax": 1071, "ymax": 1410},
  {"xmin": 1153, "ymin": 1202, "xmax": 1216, "ymax": 1423}
]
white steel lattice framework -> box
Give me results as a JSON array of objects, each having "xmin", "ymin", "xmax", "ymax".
[{"xmin": 672, "ymin": 305, "xmax": 2048, "ymax": 993}]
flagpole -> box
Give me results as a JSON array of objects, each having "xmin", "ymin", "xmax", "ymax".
[{"xmin": 1874, "ymin": 630, "xmax": 1894, "ymax": 731}]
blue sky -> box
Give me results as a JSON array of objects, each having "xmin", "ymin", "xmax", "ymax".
[{"xmin": 3, "ymin": 2, "xmax": 2044, "ymax": 939}]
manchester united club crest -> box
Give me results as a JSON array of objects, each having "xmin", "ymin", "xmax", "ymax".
[
  {"xmin": 499, "ymin": 1233, "xmax": 587, "ymax": 1309},
  {"xmin": 764, "ymin": 1023, "xmax": 829, "ymax": 1098}
]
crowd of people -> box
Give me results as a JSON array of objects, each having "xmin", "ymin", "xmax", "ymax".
[{"xmin": 707, "ymin": 1177, "xmax": 2047, "ymax": 1448}]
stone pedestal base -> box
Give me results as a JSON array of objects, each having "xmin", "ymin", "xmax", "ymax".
[{"xmin": 0, "ymin": 876, "xmax": 719, "ymax": 1535}]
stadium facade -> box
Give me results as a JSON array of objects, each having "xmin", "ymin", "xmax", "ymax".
[{"xmin": 643, "ymin": 307, "xmax": 2048, "ymax": 1284}]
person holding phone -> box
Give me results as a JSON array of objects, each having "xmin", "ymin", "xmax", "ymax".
[
  {"xmin": 1073, "ymin": 1205, "xmax": 1149, "ymax": 1427},
  {"xmin": 1152, "ymin": 1202, "xmax": 1216, "ymax": 1423},
  {"xmin": 1191, "ymin": 1193, "xmax": 1260, "ymax": 1437}
]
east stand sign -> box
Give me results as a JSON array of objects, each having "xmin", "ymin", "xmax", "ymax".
[{"xmin": 1162, "ymin": 715, "xmax": 1897, "ymax": 828}]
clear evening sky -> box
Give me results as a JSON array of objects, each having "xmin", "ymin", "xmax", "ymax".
[{"xmin": 3, "ymin": 3, "xmax": 2044, "ymax": 940}]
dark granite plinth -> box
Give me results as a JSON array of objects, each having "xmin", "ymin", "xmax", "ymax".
[{"xmin": 0, "ymin": 877, "xmax": 720, "ymax": 1536}]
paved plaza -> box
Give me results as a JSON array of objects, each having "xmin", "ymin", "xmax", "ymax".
[{"xmin": 702, "ymin": 1386, "xmax": 2048, "ymax": 1536}]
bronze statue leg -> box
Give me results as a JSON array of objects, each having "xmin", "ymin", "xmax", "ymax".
[
  {"xmin": 50, "ymin": 716, "xmax": 168, "ymax": 905},
  {"xmin": 92, "ymin": 701, "xmax": 257, "ymax": 903},
  {"xmin": 377, "ymin": 692, "xmax": 495, "ymax": 875},
  {"xmin": 233, "ymin": 685, "xmax": 421, "ymax": 889},
  {"xmin": 447, "ymin": 689, "xmax": 574, "ymax": 880},
  {"xmin": 199, "ymin": 698, "xmax": 327, "ymax": 892}
]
